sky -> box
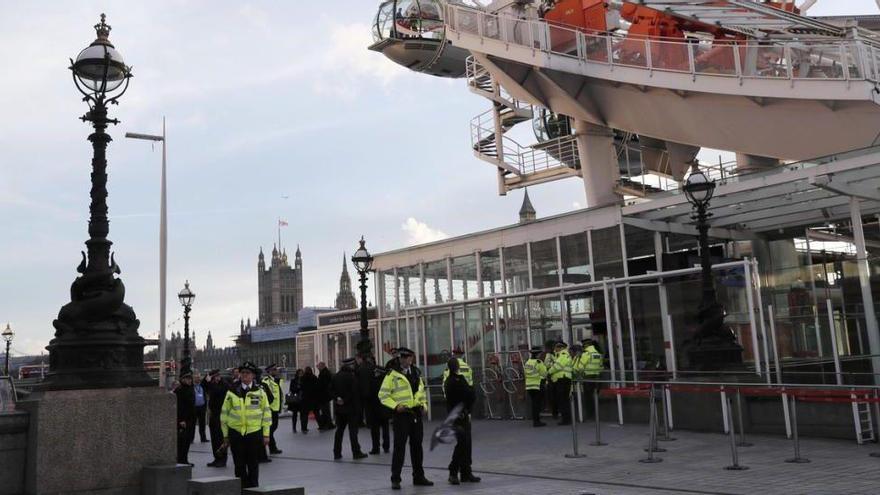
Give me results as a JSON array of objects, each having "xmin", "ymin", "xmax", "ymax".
[{"xmin": 0, "ymin": 0, "xmax": 876, "ymax": 357}]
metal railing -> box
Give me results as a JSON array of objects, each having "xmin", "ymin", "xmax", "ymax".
[{"xmin": 446, "ymin": 5, "xmax": 880, "ymax": 84}]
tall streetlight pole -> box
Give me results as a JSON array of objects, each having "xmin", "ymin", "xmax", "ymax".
[
  {"xmin": 178, "ymin": 281, "xmax": 196, "ymax": 375},
  {"xmin": 46, "ymin": 14, "xmax": 153, "ymax": 390},
  {"xmin": 683, "ymin": 167, "xmax": 742, "ymax": 369},
  {"xmin": 125, "ymin": 120, "xmax": 168, "ymax": 388},
  {"xmin": 2, "ymin": 324, "xmax": 13, "ymax": 377},
  {"xmin": 351, "ymin": 237, "xmax": 374, "ymax": 357}
]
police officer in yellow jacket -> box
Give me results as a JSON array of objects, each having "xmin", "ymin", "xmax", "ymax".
[
  {"xmin": 543, "ymin": 339, "xmax": 558, "ymax": 419},
  {"xmin": 575, "ymin": 339, "xmax": 604, "ymax": 419},
  {"xmin": 524, "ymin": 346, "xmax": 548, "ymax": 427},
  {"xmin": 220, "ymin": 361, "xmax": 272, "ymax": 489},
  {"xmin": 548, "ymin": 341, "xmax": 574, "ymax": 426},
  {"xmin": 441, "ymin": 348, "xmax": 473, "ymax": 388},
  {"xmin": 378, "ymin": 347, "xmax": 434, "ymax": 490},
  {"xmin": 261, "ymin": 364, "xmax": 284, "ymax": 456}
]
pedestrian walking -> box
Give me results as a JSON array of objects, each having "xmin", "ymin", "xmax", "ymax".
[
  {"xmin": 262, "ymin": 364, "xmax": 284, "ymax": 455},
  {"xmin": 193, "ymin": 372, "xmax": 208, "ymax": 443},
  {"xmin": 301, "ymin": 366, "xmax": 320, "ymax": 433},
  {"xmin": 174, "ymin": 370, "xmax": 196, "ymax": 466},
  {"xmin": 287, "ymin": 369, "xmax": 306, "ymax": 433},
  {"xmin": 549, "ymin": 341, "xmax": 574, "ymax": 426},
  {"xmin": 332, "ymin": 357, "xmax": 368, "ymax": 460},
  {"xmin": 317, "ymin": 362, "xmax": 335, "ymax": 430},
  {"xmin": 444, "ymin": 358, "xmax": 481, "ymax": 485},
  {"xmin": 360, "ymin": 355, "xmax": 390, "ymax": 454},
  {"xmin": 204, "ymin": 369, "xmax": 229, "ymax": 467},
  {"xmin": 524, "ymin": 346, "xmax": 548, "ymax": 427},
  {"xmin": 378, "ymin": 347, "xmax": 433, "ymax": 490},
  {"xmin": 220, "ymin": 361, "xmax": 272, "ymax": 489}
]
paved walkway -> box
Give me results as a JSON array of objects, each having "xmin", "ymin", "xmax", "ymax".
[{"xmin": 189, "ymin": 416, "xmax": 880, "ymax": 494}]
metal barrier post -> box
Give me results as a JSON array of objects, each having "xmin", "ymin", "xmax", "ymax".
[
  {"xmin": 591, "ymin": 386, "xmax": 607, "ymax": 446},
  {"xmin": 785, "ymin": 395, "xmax": 810, "ymax": 464},
  {"xmin": 640, "ymin": 386, "xmax": 662, "ymax": 463},
  {"xmin": 724, "ymin": 396, "xmax": 748, "ymax": 470},
  {"xmin": 659, "ymin": 384, "xmax": 676, "ymax": 441},
  {"xmin": 735, "ymin": 389, "xmax": 753, "ymax": 447},
  {"xmin": 565, "ymin": 393, "xmax": 586, "ymax": 459}
]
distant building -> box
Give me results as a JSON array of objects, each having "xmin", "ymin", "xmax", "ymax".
[
  {"xmin": 235, "ymin": 319, "xmax": 296, "ymax": 370},
  {"xmin": 258, "ymin": 244, "xmax": 303, "ymax": 325},
  {"xmin": 335, "ymin": 253, "xmax": 358, "ymax": 310}
]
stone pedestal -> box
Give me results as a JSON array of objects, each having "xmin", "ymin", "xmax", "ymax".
[{"xmin": 17, "ymin": 387, "xmax": 175, "ymax": 495}]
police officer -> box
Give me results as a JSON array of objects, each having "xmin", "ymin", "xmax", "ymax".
[
  {"xmin": 575, "ymin": 339, "xmax": 604, "ymax": 419},
  {"xmin": 220, "ymin": 361, "xmax": 272, "ymax": 489},
  {"xmin": 175, "ymin": 370, "xmax": 197, "ymax": 466},
  {"xmin": 524, "ymin": 346, "xmax": 548, "ymax": 427},
  {"xmin": 262, "ymin": 364, "xmax": 284, "ymax": 456},
  {"xmin": 444, "ymin": 357, "xmax": 481, "ymax": 485},
  {"xmin": 549, "ymin": 341, "xmax": 574, "ymax": 426},
  {"xmin": 333, "ymin": 357, "xmax": 368, "ymax": 460},
  {"xmin": 441, "ymin": 348, "xmax": 473, "ymax": 388},
  {"xmin": 204, "ymin": 369, "xmax": 229, "ymax": 467},
  {"xmin": 543, "ymin": 339, "xmax": 558, "ymax": 419},
  {"xmin": 378, "ymin": 347, "xmax": 434, "ymax": 490}
]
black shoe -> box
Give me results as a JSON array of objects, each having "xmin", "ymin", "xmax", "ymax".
[
  {"xmin": 200, "ymin": 439, "xmax": 209, "ymax": 443},
  {"xmin": 534, "ymin": 422, "xmax": 547, "ymax": 427},
  {"xmin": 187, "ymin": 463, "xmax": 194, "ymax": 467},
  {"xmin": 558, "ymin": 421, "xmax": 572, "ymax": 426},
  {"xmin": 302, "ymin": 430, "xmax": 308, "ymax": 435},
  {"xmin": 334, "ymin": 454, "xmax": 342, "ymax": 460},
  {"xmin": 413, "ymin": 478, "xmax": 434, "ymax": 486},
  {"xmin": 460, "ymin": 474, "xmax": 482, "ymax": 483},
  {"xmin": 391, "ymin": 481, "xmax": 401, "ymax": 490},
  {"xmin": 369, "ymin": 449, "xmax": 380, "ymax": 455},
  {"xmin": 270, "ymin": 449, "xmax": 283, "ymax": 455},
  {"xmin": 384, "ymin": 448, "xmax": 390, "ymax": 454},
  {"xmin": 258, "ymin": 458, "xmax": 272, "ymax": 463},
  {"xmin": 448, "ymin": 474, "xmax": 460, "ymax": 485},
  {"xmin": 353, "ymin": 452, "xmax": 368, "ymax": 460}
]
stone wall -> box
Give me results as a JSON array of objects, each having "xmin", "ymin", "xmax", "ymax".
[{"xmin": 0, "ymin": 411, "xmax": 29, "ymax": 495}]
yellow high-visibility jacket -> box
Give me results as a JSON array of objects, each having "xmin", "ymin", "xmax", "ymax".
[
  {"xmin": 220, "ymin": 384, "xmax": 272, "ymax": 437},
  {"xmin": 378, "ymin": 368, "xmax": 427, "ymax": 411},
  {"xmin": 574, "ymin": 345, "xmax": 603, "ymax": 378},
  {"xmin": 261, "ymin": 376, "xmax": 282, "ymax": 413},
  {"xmin": 441, "ymin": 357, "xmax": 474, "ymax": 387},
  {"xmin": 549, "ymin": 350, "xmax": 573, "ymax": 383},
  {"xmin": 524, "ymin": 358, "xmax": 548, "ymax": 391}
]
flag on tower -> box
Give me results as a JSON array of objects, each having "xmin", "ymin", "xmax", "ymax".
[{"xmin": 279, "ymin": 219, "xmax": 289, "ymax": 227}]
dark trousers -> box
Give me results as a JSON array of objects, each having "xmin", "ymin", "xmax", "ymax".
[
  {"xmin": 391, "ymin": 412, "xmax": 425, "ymax": 482},
  {"xmin": 290, "ymin": 406, "xmax": 307, "ymax": 432},
  {"xmin": 195, "ymin": 406, "xmax": 208, "ymax": 442},
  {"xmin": 555, "ymin": 378, "xmax": 572, "ymax": 424},
  {"xmin": 268, "ymin": 411, "xmax": 280, "ymax": 451},
  {"xmin": 527, "ymin": 389, "xmax": 544, "ymax": 425},
  {"xmin": 366, "ymin": 404, "xmax": 390, "ymax": 452},
  {"xmin": 229, "ymin": 430, "xmax": 262, "ymax": 489},
  {"xmin": 449, "ymin": 416, "xmax": 472, "ymax": 476},
  {"xmin": 320, "ymin": 401, "xmax": 333, "ymax": 428},
  {"xmin": 547, "ymin": 381, "xmax": 558, "ymax": 418},
  {"xmin": 177, "ymin": 422, "xmax": 194, "ymax": 464},
  {"xmin": 582, "ymin": 382, "xmax": 597, "ymax": 419},
  {"xmin": 208, "ymin": 412, "xmax": 227, "ymax": 465},
  {"xmin": 334, "ymin": 411, "xmax": 363, "ymax": 457}
]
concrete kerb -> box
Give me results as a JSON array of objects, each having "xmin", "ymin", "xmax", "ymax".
[
  {"xmin": 242, "ymin": 486, "xmax": 306, "ymax": 495},
  {"xmin": 188, "ymin": 476, "xmax": 241, "ymax": 495},
  {"xmin": 142, "ymin": 464, "xmax": 191, "ymax": 495}
]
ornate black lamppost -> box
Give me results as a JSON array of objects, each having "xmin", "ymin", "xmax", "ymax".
[
  {"xmin": 351, "ymin": 237, "xmax": 375, "ymax": 357},
  {"xmin": 2, "ymin": 324, "xmax": 13, "ymax": 377},
  {"xmin": 683, "ymin": 167, "xmax": 743, "ymax": 369},
  {"xmin": 45, "ymin": 15, "xmax": 153, "ymax": 390},
  {"xmin": 177, "ymin": 281, "xmax": 196, "ymax": 375}
]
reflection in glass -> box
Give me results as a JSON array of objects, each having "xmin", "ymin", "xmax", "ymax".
[
  {"xmin": 451, "ymin": 254, "xmax": 479, "ymax": 301},
  {"xmin": 373, "ymin": 0, "xmax": 446, "ymax": 43},
  {"xmin": 503, "ymin": 244, "xmax": 529, "ymax": 294},
  {"xmin": 530, "ymin": 238, "xmax": 559, "ymax": 289},
  {"xmin": 398, "ymin": 264, "xmax": 422, "ymax": 308},
  {"xmin": 424, "ymin": 260, "xmax": 448, "ymax": 304},
  {"xmin": 480, "ymin": 249, "xmax": 502, "ymax": 296},
  {"xmin": 592, "ymin": 227, "xmax": 625, "ymax": 280},
  {"xmin": 560, "ymin": 232, "xmax": 591, "ymax": 285},
  {"xmin": 529, "ymin": 295, "xmax": 563, "ymax": 348},
  {"xmin": 381, "ymin": 271, "xmax": 397, "ymax": 314},
  {"xmin": 380, "ymin": 320, "xmax": 398, "ymax": 365}
]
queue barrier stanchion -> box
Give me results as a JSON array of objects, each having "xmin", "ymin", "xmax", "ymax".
[
  {"xmin": 565, "ymin": 392, "xmax": 586, "ymax": 459},
  {"xmin": 784, "ymin": 393, "xmax": 810, "ymax": 464},
  {"xmin": 724, "ymin": 393, "xmax": 748, "ymax": 471},
  {"xmin": 735, "ymin": 388, "xmax": 753, "ymax": 448},
  {"xmin": 639, "ymin": 385, "xmax": 662, "ymax": 464},
  {"xmin": 591, "ymin": 385, "xmax": 607, "ymax": 446}
]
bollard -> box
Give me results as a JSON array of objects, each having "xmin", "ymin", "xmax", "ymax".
[
  {"xmin": 785, "ymin": 395, "xmax": 810, "ymax": 464},
  {"xmin": 565, "ymin": 393, "xmax": 586, "ymax": 459},
  {"xmin": 659, "ymin": 385, "xmax": 676, "ymax": 442},
  {"xmin": 590, "ymin": 387, "xmax": 607, "ymax": 446},
  {"xmin": 735, "ymin": 389, "xmax": 753, "ymax": 448},
  {"xmin": 639, "ymin": 386, "xmax": 662, "ymax": 463},
  {"xmin": 724, "ymin": 396, "xmax": 748, "ymax": 471}
]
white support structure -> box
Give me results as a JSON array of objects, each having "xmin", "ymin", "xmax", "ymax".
[
  {"xmin": 573, "ymin": 120, "xmax": 620, "ymax": 207},
  {"xmin": 744, "ymin": 260, "xmax": 762, "ymax": 376},
  {"xmin": 850, "ymin": 197, "xmax": 880, "ymax": 382},
  {"xmin": 655, "ymin": 232, "xmax": 676, "ymax": 377}
]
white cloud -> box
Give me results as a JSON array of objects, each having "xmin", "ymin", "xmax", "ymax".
[{"xmin": 402, "ymin": 218, "xmax": 449, "ymax": 246}]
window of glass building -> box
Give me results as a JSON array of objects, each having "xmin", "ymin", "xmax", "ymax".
[
  {"xmin": 591, "ymin": 227, "xmax": 625, "ymax": 281},
  {"xmin": 451, "ymin": 254, "xmax": 478, "ymax": 301},
  {"xmin": 424, "ymin": 311, "xmax": 452, "ymax": 385},
  {"xmin": 529, "ymin": 295, "xmax": 563, "ymax": 347},
  {"xmin": 530, "ymin": 238, "xmax": 560, "ymax": 289},
  {"xmin": 398, "ymin": 264, "xmax": 422, "ymax": 308},
  {"xmin": 500, "ymin": 297, "xmax": 529, "ymax": 353},
  {"xmin": 381, "ymin": 271, "xmax": 397, "ymax": 315},
  {"xmin": 424, "ymin": 260, "xmax": 449, "ymax": 304},
  {"xmin": 503, "ymin": 244, "xmax": 529, "ymax": 294},
  {"xmin": 452, "ymin": 308, "xmax": 466, "ymax": 353},
  {"xmin": 480, "ymin": 249, "xmax": 502, "ymax": 296},
  {"xmin": 466, "ymin": 301, "xmax": 495, "ymax": 376},
  {"xmin": 560, "ymin": 232, "xmax": 590, "ymax": 285},
  {"xmin": 625, "ymin": 225, "xmax": 657, "ymax": 276}
]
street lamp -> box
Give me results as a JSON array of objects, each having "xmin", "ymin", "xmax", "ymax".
[
  {"xmin": 45, "ymin": 14, "xmax": 153, "ymax": 390},
  {"xmin": 683, "ymin": 167, "xmax": 742, "ymax": 369},
  {"xmin": 351, "ymin": 237, "xmax": 374, "ymax": 357},
  {"xmin": 2, "ymin": 324, "xmax": 13, "ymax": 377},
  {"xmin": 178, "ymin": 281, "xmax": 196, "ymax": 375}
]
